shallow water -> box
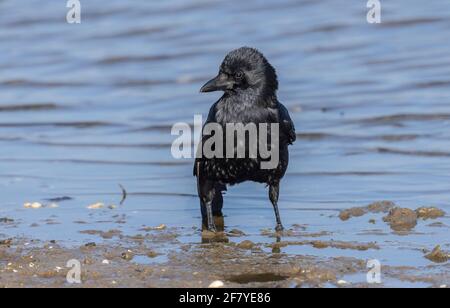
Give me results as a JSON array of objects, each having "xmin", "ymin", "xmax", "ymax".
[{"xmin": 1, "ymin": 0, "xmax": 450, "ymax": 287}]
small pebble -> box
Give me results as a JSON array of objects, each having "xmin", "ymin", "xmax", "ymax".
[
  {"xmin": 208, "ymin": 280, "xmax": 224, "ymax": 288},
  {"xmin": 24, "ymin": 202, "xmax": 43, "ymax": 209},
  {"xmin": 237, "ymin": 240, "xmax": 255, "ymax": 250},
  {"xmin": 87, "ymin": 202, "xmax": 104, "ymax": 209},
  {"xmin": 121, "ymin": 252, "xmax": 134, "ymax": 261},
  {"xmin": 228, "ymin": 229, "xmax": 246, "ymax": 236}
]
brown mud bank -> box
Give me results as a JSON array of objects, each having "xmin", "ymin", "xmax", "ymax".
[
  {"xmin": 339, "ymin": 201, "xmax": 446, "ymax": 232},
  {"xmin": 1, "ymin": 200, "xmax": 449, "ymax": 288},
  {"xmin": 0, "ymin": 231, "xmax": 449, "ymax": 288}
]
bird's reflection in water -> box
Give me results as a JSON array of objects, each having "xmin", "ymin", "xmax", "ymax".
[
  {"xmin": 271, "ymin": 236, "xmax": 282, "ymax": 253},
  {"xmin": 200, "ymin": 215, "xmax": 283, "ymax": 247},
  {"xmin": 201, "ymin": 215, "xmax": 226, "ymax": 243}
]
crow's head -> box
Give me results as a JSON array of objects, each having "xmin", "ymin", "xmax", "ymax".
[{"xmin": 200, "ymin": 47, "xmax": 278, "ymax": 99}]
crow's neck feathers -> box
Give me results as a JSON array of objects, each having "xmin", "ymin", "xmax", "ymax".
[{"xmin": 214, "ymin": 47, "xmax": 280, "ymax": 123}]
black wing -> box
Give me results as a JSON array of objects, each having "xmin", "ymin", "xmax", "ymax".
[
  {"xmin": 193, "ymin": 102, "xmax": 218, "ymax": 177},
  {"xmin": 277, "ymin": 102, "xmax": 296, "ymax": 145}
]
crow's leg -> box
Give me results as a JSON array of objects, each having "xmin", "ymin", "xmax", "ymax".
[
  {"xmin": 211, "ymin": 184, "xmax": 226, "ymax": 232},
  {"xmin": 269, "ymin": 181, "xmax": 284, "ymax": 232},
  {"xmin": 212, "ymin": 183, "xmax": 225, "ymax": 217},
  {"xmin": 198, "ymin": 178, "xmax": 217, "ymax": 232}
]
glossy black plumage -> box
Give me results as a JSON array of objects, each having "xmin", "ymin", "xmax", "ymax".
[{"xmin": 194, "ymin": 47, "xmax": 296, "ymax": 232}]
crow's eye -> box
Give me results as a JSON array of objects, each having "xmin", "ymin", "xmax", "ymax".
[{"xmin": 235, "ymin": 71, "xmax": 244, "ymax": 80}]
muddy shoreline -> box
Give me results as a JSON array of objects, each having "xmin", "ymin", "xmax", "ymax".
[
  {"xmin": 1, "ymin": 202, "xmax": 449, "ymax": 288},
  {"xmin": 1, "ymin": 238, "xmax": 448, "ymax": 288}
]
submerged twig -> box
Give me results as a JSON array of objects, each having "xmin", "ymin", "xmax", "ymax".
[{"xmin": 119, "ymin": 184, "xmax": 127, "ymax": 205}]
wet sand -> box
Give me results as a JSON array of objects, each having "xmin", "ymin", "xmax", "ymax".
[
  {"xmin": 1, "ymin": 236, "xmax": 448, "ymax": 288},
  {"xmin": 1, "ymin": 202, "xmax": 449, "ymax": 288}
]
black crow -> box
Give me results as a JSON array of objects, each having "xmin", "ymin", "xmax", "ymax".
[{"xmin": 194, "ymin": 47, "xmax": 296, "ymax": 232}]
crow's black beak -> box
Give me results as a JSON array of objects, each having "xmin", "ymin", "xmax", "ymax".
[{"xmin": 200, "ymin": 74, "xmax": 231, "ymax": 93}]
